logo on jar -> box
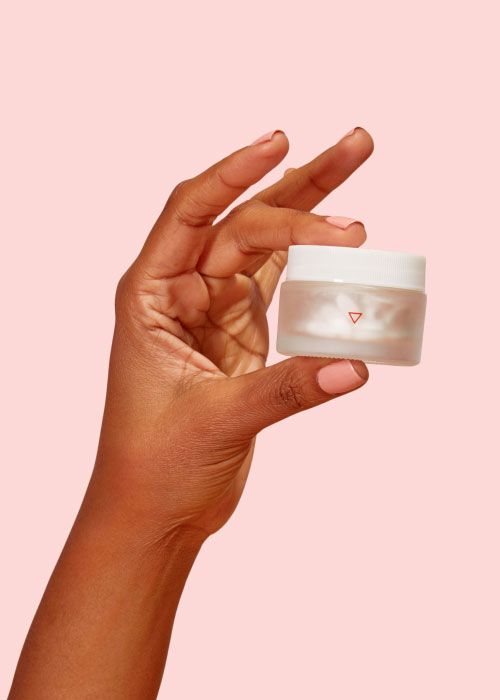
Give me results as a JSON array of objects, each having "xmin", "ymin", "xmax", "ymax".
[{"xmin": 348, "ymin": 312, "xmax": 363, "ymax": 324}]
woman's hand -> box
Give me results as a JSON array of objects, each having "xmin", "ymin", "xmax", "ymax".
[
  {"xmin": 9, "ymin": 129, "xmax": 374, "ymax": 700},
  {"xmin": 93, "ymin": 128, "xmax": 374, "ymax": 541}
]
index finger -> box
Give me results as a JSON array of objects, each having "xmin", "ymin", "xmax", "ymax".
[
  {"xmin": 254, "ymin": 127, "xmax": 374, "ymax": 212},
  {"xmin": 137, "ymin": 130, "xmax": 289, "ymax": 277}
]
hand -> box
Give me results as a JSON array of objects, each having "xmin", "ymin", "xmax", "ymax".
[
  {"xmin": 92, "ymin": 128, "xmax": 374, "ymax": 541},
  {"xmin": 9, "ymin": 129, "xmax": 375, "ymax": 700}
]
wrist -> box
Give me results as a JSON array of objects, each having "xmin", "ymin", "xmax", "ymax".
[{"xmin": 79, "ymin": 465, "xmax": 208, "ymax": 557}]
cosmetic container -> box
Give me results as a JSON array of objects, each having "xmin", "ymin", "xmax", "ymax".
[{"xmin": 277, "ymin": 246, "xmax": 427, "ymax": 366}]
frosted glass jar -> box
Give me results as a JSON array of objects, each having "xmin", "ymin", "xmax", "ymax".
[{"xmin": 277, "ymin": 246, "xmax": 427, "ymax": 366}]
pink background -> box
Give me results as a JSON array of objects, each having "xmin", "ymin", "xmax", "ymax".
[{"xmin": 1, "ymin": 1, "xmax": 499, "ymax": 697}]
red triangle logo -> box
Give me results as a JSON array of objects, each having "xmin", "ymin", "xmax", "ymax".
[{"xmin": 348, "ymin": 312, "xmax": 363, "ymax": 324}]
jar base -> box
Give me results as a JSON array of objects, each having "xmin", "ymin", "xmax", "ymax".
[{"xmin": 276, "ymin": 335, "xmax": 421, "ymax": 367}]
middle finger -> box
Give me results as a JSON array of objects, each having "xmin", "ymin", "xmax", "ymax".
[{"xmin": 253, "ymin": 127, "xmax": 374, "ymax": 212}]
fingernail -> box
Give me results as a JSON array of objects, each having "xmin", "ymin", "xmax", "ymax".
[
  {"xmin": 317, "ymin": 360, "xmax": 368, "ymax": 395},
  {"xmin": 344, "ymin": 127, "xmax": 359, "ymax": 137},
  {"xmin": 251, "ymin": 130, "xmax": 283, "ymax": 145},
  {"xmin": 325, "ymin": 216, "xmax": 361, "ymax": 229}
]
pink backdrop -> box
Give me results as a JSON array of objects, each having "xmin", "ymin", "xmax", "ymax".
[{"xmin": 1, "ymin": 1, "xmax": 498, "ymax": 697}]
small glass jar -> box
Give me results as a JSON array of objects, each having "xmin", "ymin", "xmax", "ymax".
[{"xmin": 277, "ymin": 246, "xmax": 427, "ymax": 366}]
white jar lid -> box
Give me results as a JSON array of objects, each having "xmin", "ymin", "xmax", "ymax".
[{"xmin": 286, "ymin": 245, "xmax": 426, "ymax": 292}]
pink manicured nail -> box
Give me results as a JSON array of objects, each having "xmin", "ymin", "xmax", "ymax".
[
  {"xmin": 251, "ymin": 130, "xmax": 282, "ymax": 145},
  {"xmin": 317, "ymin": 360, "xmax": 368, "ymax": 395},
  {"xmin": 325, "ymin": 216, "xmax": 361, "ymax": 229}
]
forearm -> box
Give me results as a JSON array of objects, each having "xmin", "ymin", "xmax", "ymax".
[{"xmin": 9, "ymin": 476, "xmax": 204, "ymax": 700}]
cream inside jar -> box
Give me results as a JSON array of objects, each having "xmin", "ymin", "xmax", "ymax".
[{"xmin": 276, "ymin": 246, "xmax": 427, "ymax": 366}]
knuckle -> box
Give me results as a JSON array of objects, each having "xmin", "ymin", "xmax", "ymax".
[
  {"xmin": 285, "ymin": 206, "xmax": 302, "ymax": 220},
  {"xmin": 114, "ymin": 265, "xmax": 148, "ymax": 320},
  {"xmin": 167, "ymin": 178, "xmax": 215, "ymax": 228},
  {"xmin": 213, "ymin": 165, "xmax": 240, "ymax": 192},
  {"xmin": 305, "ymin": 170, "xmax": 331, "ymax": 197},
  {"xmin": 229, "ymin": 199, "xmax": 260, "ymax": 220},
  {"xmin": 225, "ymin": 200, "xmax": 248, "ymax": 221},
  {"xmin": 284, "ymin": 208, "xmax": 302, "ymax": 242},
  {"xmin": 226, "ymin": 201, "xmax": 261, "ymax": 252},
  {"xmin": 167, "ymin": 178, "xmax": 191, "ymax": 206},
  {"xmin": 115, "ymin": 270, "xmax": 130, "ymax": 304},
  {"xmin": 273, "ymin": 366, "xmax": 309, "ymax": 411},
  {"xmin": 114, "ymin": 269, "xmax": 136, "ymax": 315}
]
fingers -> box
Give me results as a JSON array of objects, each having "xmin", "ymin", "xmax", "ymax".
[
  {"xmin": 246, "ymin": 128, "xmax": 374, "ymax": 306},
  {"xmin": 251, "ymin": 216, "xmax": 366, "ymax": 307},
  {"xmin": 198, "ymin": 201, "xmax": 366, "ymax": 277},
  {"xmin": 255, "ymin": 127, "xmax": 374, "ymax": 212},
  {"xmin": 137, "ymin": 131, "xmax": 289, "ymax": 277},
  {"xmin": 218, "ymin": 356, "xmax": 369, "ymax": 438}
]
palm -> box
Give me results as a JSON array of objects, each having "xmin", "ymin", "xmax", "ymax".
[
  {"xmin": 132, "ymin": 264, "xmax": 277, "ymax": 532},
  {"xmin": 192, "ymin": 273, "xmax": 270, "ymax": 377},
  {"xmin": 141, "ymin": 258, "xmax": 279, "ymax": 379}
]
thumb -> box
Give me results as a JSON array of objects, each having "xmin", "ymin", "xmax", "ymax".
[{"xmin": 222, "ymin": 356, "xmax": 369, "ymax": 437}]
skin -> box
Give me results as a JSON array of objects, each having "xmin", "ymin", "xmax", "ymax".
[{"xmin": 9, "ymin": 128, "xmax": 374, "ymax": 699}]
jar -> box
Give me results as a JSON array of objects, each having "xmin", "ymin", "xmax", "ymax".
[{"xmin": 276, "ymin": 246, "xmax": 427, "ymax": 366}]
